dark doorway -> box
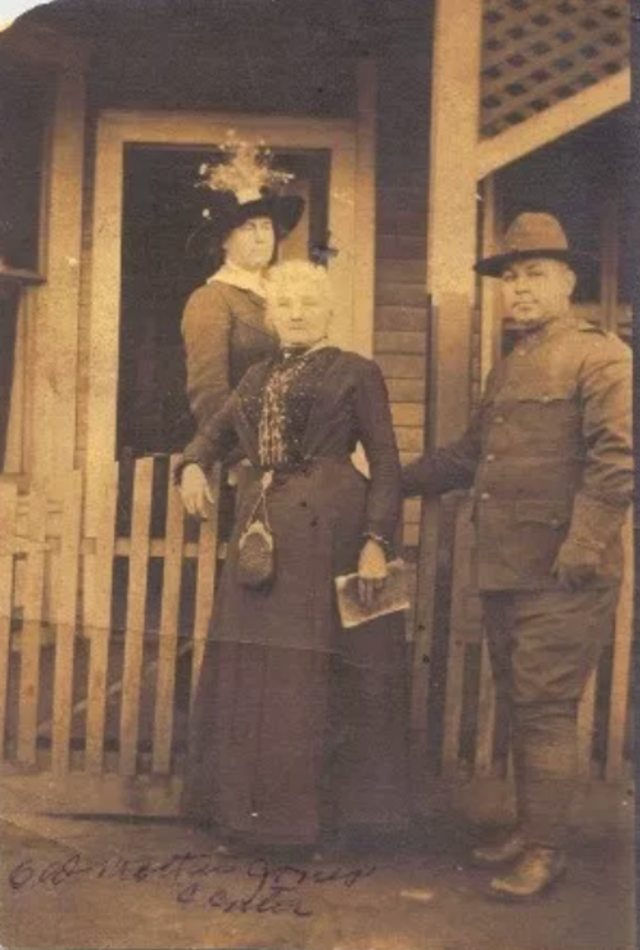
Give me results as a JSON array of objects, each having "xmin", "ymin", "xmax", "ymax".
[{"xmin": 117, "ymin": 145, "xmax": 330, "ymax": 459}]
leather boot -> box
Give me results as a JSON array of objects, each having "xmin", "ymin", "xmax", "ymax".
[
  {"xmin": 488, "ymin": 847, "xmax": 566, "ymax": 901},
  {"xmin": 470, "ymin": 830, "xmax": 527, "ymax": 868}
]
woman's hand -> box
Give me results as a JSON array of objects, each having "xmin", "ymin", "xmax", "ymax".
[
  {"xmin": 179, "ymin": 464, "xmax": 214, "ymax": 520},
  {"xmin": 357, "ymin": 538, "xmax": 388, "ymax": 609}
]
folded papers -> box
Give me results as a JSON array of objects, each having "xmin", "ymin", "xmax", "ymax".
[{"xmin": 334, "ymin": 559, "xmax": 411, "ymax": 629}]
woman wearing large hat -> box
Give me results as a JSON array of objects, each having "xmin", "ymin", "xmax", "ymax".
[{"xmin": 182, "ymin": 137, "xmax": 305, "ymax": 428}]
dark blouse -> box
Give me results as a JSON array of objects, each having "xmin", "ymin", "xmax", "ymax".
[{"xmin": 179, "ymin": 348, "xmax": 402, "ymax": 544}]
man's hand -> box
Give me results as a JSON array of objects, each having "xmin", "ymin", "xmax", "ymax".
[
  {"xmin": 179, "ymin": 464, "xmax": 214, "ymax": 520},
  {"xmin": 552, "ymin": 540, "xmax": 602, "ymax": 590},
  {"xmin": 357, "ymin": 538, "xmax": 388, "ymax": 609}
]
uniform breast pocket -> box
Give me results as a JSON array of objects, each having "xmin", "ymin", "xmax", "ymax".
[
  {"xmin": 512, "ymin": 378, "xmax": 577, "ymax": 405},
  {"xmin": 510, "ymin": 383, "xmax": 580, "ymax": 448}
]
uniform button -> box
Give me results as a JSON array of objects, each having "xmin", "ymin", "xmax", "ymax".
[
  {"xmin": 494, "ymin": 416, "xmax": 505, "ymax": 425},
  {"xmin": 485, "ymin": 454, "xmax": 495, "ymax": 462},
  {"xmin": 550, "ymin": 518, "xmax": 561, "ymax": 528},
  {"xmin": 542, "ymin": 395, "xmax": 551, "ymax": 403},
  {"xmin": 480, "ymin": 492, "xmax": 491, "ymax": 501}
]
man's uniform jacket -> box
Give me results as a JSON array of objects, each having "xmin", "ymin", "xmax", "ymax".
[{"xmin": 403, "ymin": 317, "xmax": 633, "ymax": 591}]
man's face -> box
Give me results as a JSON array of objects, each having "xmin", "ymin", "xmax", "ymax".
[
  {"xmin": 500, "ymin": 257, "xmax": 576, "ymax": 327},
  {"xmin": 268, "ymin": 277, "xmax": 331, "ymax": 347},
  {"xmin": 223, "ymin": 216, "xmax": 275, "ymax": 272}
]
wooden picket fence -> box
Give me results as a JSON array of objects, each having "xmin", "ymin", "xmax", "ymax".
[
  {"xmin": 0, "ymin": 456, "xmax": 224, "ymax": 779},
  {"xmin": 0, "ymin": 457, "xmax": 634, "ymax": 795}
]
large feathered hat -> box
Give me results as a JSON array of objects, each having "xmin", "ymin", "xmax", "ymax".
[{"xmin": 186, "ymin": 133, "xmax": 305, "ymax": 260}]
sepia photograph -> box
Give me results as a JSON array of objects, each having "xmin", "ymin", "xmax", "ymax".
[{"xmin": 0, "ymin": 0, "xmax": 635, "ymax": 947}]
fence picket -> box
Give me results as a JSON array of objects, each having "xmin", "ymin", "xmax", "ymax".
[
  {"xmin": 191, "ymin": 464, "xmax": 222, "ymax": 710},
  {"xmin": 475, "ymin": 637, "xmax": 496, "ymax": 777},
  {"xmin": 152, "ymin": 456, "xmax": 185, "ymax": 774},
  {"xmin": 606, "ymin": 515, "xmax": 634, "ymax": 782},
  {"xmin": 409, "ymin": 499, "xmax": 439, "ymax": 790},
  {"xmin": 85, "ymin": 464, "xmax": 118, "ymax": 772},
  {"xmin": 51, "ymin": 471, "xmax": 83, "ymax": 774},
  {"xmin": 18, "ymin": 488, "xmax": 47, "ymax": 765},
  {"xmin": 442, "ymin": 498, "xmax": 473, "ymax": 777},
  {"xmin": 119, "ymin": 457, "xmax": 154, "ymax": 775},
  {"xmin": 0, "ymin": 483, "xmax": 18, "ymax": 762}
]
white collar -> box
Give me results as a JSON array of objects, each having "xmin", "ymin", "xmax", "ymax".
[{"xmin": 208, "ymin": 262, "xmax": 267, "ymax": 299}]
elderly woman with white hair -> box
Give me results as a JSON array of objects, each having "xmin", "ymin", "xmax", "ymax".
[{"xmin": 176, "ymin": 260, "xmax": 408, "ymax": 853}]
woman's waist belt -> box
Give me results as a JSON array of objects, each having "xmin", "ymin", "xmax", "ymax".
[{"xmin": 255, "ymin": 455, "xmax": 352, "ymax": 479}]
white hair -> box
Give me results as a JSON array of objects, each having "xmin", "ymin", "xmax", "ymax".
[{"xmin": 265, "ymin": 260, "xmax": 332, "ymax": 305}]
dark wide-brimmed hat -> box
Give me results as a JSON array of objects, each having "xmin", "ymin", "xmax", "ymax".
[
  {"xmin": 474, "ymin": 212, "xmax": 598, "ymax": 277},
  {"xmin": 206, "ymin": 189, "xmax": 304, "ymax": 239},
  {"xmin": 186, "ymin": 188, "xmax": 305, "ymax": 261}
]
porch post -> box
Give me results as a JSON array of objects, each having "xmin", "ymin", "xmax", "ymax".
[
  {"xmin": 426, "ymin": 0, "xmax": 482, "ymax": 443},
  {"xmin": 30, "ymin": 64, "xmax": 86, "ymax": 484},
  {"xmin": 410, "ymin": 0, "xmax": 483, "ymax": 796}
]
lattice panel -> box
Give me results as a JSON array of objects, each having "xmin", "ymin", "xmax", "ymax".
[{"xmin": 481, "ymin": 0, "xmax": 629, "ymax": 137}]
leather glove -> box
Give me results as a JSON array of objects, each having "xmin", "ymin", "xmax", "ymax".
[{"xmin": 552, "ymin": 540, "xmax": 602, "ymax": 590}]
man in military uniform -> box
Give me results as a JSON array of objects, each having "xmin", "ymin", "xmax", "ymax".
[{"xmin": 404, "ymin": 213, "xmax": 633, "ymax": 900}]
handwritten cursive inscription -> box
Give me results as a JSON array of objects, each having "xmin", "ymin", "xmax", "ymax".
[{"xmin": 7, "ymin": 852, "xmax": 377, "ymax": 919}]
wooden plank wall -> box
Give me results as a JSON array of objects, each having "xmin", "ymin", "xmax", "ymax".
[{"xmin": 373, "ymin": 25, "xmax": 432, "ymax": 552}]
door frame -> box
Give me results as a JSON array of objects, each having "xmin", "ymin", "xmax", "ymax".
[{"xmin": 85, "ymin": 107, "xmax": 375, "ymax": 528}]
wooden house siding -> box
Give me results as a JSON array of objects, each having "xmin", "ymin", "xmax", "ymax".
[{"xmin": 373, "ymin": 33, "xmax": 432, "ymax": 548}]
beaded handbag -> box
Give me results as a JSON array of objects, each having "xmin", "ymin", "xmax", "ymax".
[{"xmin": 237, "ymin": 472, "xmax": 275, "ymax": 591}]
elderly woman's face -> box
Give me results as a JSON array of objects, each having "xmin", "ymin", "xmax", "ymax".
[
  {"xmin": 223, "ymin": 216, "xmax": 275, "ymax": 271},
  {"xmin": 268, "ymin": 276, "xmax": 332, "ymax": 347}
]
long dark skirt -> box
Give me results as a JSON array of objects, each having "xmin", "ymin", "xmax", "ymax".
[
  {"xmin": 182, "ymin": 459, "xmax": 409, "ymax": 846},
  {"xmin": 182, "ymin": 621, "xmax": 409, "ymax": 845}
]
